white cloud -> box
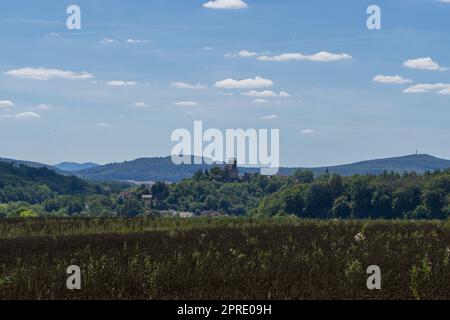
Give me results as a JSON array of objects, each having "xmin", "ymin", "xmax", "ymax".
[
  {"xmin": 373, "ymin": 75, "xmax": 413, "ymax": 84},
  {"xmin": 225, "ymin": 50, "xmax": 260, "ymax": 58},
  {"xmin": 403, "ymin": 57, "xmax": 447, "ymax": 71},
  {"xmin": 258, "ymin": 51, "xmax": 352, "ymax": 62},
  {"xmin": 242, "ymin": 90, "xmax": 277, "ymax": 98},
  {"xmin": 203, "ymin": 46, "xmax": 214, "ymax": 50},
  {"xmin": 260, "ymin": 114, "xmax": 278, "ymax": 120},
  {"xmin": 215, "ymin": 76, "xmax": 274, "ymax": 89},
  {"xmin": 4, "ymin": 68, "xmax": 93, "ymax": 80},
  {"xmin": 174, "ymin": 101, "xmax": 199, "ymax": 107},
  {"xmin": 14, "ymin": 112, "xmax": 40, "ymax": 120},
  {"xmin": 301, "ymin": 129, "xmax": 314, "ymax": 135},
  {"xmin": 100, "ymin": 37, "xmax": 118, "ymax": 44},
  {"xmin": 132, "ymin": 102, "xmax": 151, "ymax": 108},
  {"xmin": 238, "ymin": 50, "xmax": 258, "ymax": 57},
  {"xmin": 171, "ymin": 82, "xmax": 207, "ymax": 90},
  {"xmin": 438, "ymin": 88, "xmax": 450, "ymax": 95},
  {"xmin": 126, "ymin": 38, "xmax": 150, "ymax": 44},
  {"xmin": 0, "ymin": 100, "xmax": 14, "ymax": 108},
  {"xmin": 252, "ymin": 98, "xmax": 269, "ymax": 104},
  {"xmin": 97, "ymin": 122, "xmax": 112, "ymax": 127},
  {"xmin": 34, "ymin": 104, "xmax": 52, "ymax": 110},
  {"xmin": 403, "ymin": 83, "xmax": 450, "ymax": 94},
  {"xmin": 203, "ymin": 0, "xmax": 248, "ymax": 10},
  {"xmin": 106, "ymin": 80, "xmax": 137, "ymax": 86},
  {"xmin": 44, "ymin": 32, "xmax": 59, "ymax": 38},
  {"xmin": 242, "ymin": 90, "xmax": 291, "ymax": 98}
]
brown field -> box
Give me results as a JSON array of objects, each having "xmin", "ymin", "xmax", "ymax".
[{"xmin": 0, "ymin": 217, "xmax": 449, "ymax": 300}]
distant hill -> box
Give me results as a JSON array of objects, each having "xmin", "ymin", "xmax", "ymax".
[
  {"xmin": 55, "ymin": 162, "xmax": 100, "ymax": 172},
  {"xmin": 279, "ymin": 154, "xmax": 450, "ymax": 176},
  {"xmin": 0, "ymin": 161, "xmax": 94, "ymax": 204},
  {"xmin": 0, "ymin": 157, "xmax": 60, "ymax": 172},
  {"xmin": 75, "ymin": 156, "xmax": 214, "ymax": 182},
  {"xmin": 75, "ymin": 154, "xmax": 450, "ymax": 183}
]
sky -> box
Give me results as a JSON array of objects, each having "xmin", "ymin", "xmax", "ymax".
[{"xmin": 0, "ymin": 0, "xmax": 449, "ymax": 167}]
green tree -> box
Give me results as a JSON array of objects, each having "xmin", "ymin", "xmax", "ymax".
[
  {"xmin": 304, "ymin": 183, "xmax": 333, "ymax": 218},
  {"xmin": 119, "ymin": 198, "xmax": 144, "ymax": 217},
  {"xmin": 284, "ymin": 186, "xmax": 306, "ymax": 216},
  {"xmin": 19, "ymin": 209, "xmax": 38, "ymax": 218},
  {"xmin": 151, "ymin": 182, "xmax": 169, "ymax": 209},
  {"xmin": 294, "ymin": 169, "xmax": 314, "ymax": 184},
  {"xmin": 332, "ymin": 196, "xmax": 352, "ymax": 219},
  {"xmin": 424, "ymin": 188, "xmax": 445, "ymax": 219}
]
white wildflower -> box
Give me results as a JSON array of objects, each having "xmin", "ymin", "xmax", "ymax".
[{"xmin": 354, "ymin": 232, "xmax": 366, "ymax": 243}]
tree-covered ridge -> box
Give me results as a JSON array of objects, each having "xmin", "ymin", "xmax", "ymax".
[
  {"xmin": 0, "ymin": 161, "xmax": 91, "ymax": 202},
  {"xmin": 159, "ymin": 169, "xmax": 289, "ymax": 215},
  {"xmin": 152, "ymin": 167, "xmax": 450, "ymax": 220},
  {"xmin": 73, "ymin": 154, "xmax": 450, "ymax": 183},
  {"xmin": 0, "ymin": 162, "xmax": 124, "ymax": 218},
  {"xmin": 256, "ymin": 170, "xmax": 450, "ymax": 219},
  {"xmin": 2, "ymin": 160, "xmax": 450, "ymax": 220}
]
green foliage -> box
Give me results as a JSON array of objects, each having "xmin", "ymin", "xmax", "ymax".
[
  {"xmin": 19, "ymin": 209, "xmax": 38, "ymax": 218},
  {"xmin": 332, "ymin": 196, "xmax": 352, "ymax": 219},
  {"xmin": 151, "ymin": 182, "xmax": 169, "ymax": 209},
  {"xmin": 118, "ymin": 198, "xmax": 144, "ymax": 217},
  {"xmin": 294, "ymin": 169, "xmax": 314, "ymax": 183},
  {"xmin": 3, "ymin": 160, "xmax": 450, "ymax": 220},
  {"xmin": 252, "ymin": 170, "xmax": 450, "ymax": 220},
  {"xmin": 0, "ymin": 162, "xmax": 127, "ymax": 218},
  {"xmin": 164, "ymin": 168, "xmax": 289, "ymax": 216}
]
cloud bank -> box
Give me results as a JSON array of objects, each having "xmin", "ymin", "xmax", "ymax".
[{"xmin": 203, "ymin": 0, "xmax": 248, "ymax": 10}]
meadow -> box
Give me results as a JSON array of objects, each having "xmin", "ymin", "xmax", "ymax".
[{"xmin": 1, "ymin": 217, "xmax": 450, "ymax": 300}]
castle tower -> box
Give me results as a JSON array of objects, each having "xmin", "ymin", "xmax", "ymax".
[{"xmin": 225, "ymin": 158, "xmax": 239, "ymax": 180}]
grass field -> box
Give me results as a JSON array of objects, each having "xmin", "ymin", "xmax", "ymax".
[{"xmin": 1, "ymin": 217, "xmax": 450, "ymax": 300}]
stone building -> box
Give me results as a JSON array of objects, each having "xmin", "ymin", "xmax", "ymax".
[{"xmin": 224, "ymin": 158, "xmax": 239, "ymax": 181}]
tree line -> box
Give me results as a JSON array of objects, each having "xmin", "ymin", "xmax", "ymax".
[
  {"xmin": 1, "ymin": 160, "xmax": 450, "ymax": 219},
  {"xmin": 151, "ymin": 167, "xmax": 450, "ymax": 220}
]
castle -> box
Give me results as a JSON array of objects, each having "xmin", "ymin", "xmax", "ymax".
[{"xmin": 224, "ymin": 158, "xmax": 239, "ymax": 181}]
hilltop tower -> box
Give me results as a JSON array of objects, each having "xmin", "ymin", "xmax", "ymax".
[{"xmin": 224, "ymin": 158, "xmax": 239, "ymax": 181}]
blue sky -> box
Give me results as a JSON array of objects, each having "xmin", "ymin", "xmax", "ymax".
[{"xmin": 0, "ymin": 0, "xmax": 449, "ymax": 167}]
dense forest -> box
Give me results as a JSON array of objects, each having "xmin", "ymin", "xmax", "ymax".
[
  {"xmin": 154, "ymin": 166, "xmax": 450, "ymax": 220},
  {"xmin": 1, "ymin": 161, "xmax": 450, "ymax": 220},
  {"xmin": 0, "ymin": 162, "xmax": 125, "ymax": 218},
  {"xmin": 73, "ymin": 154, "xmax": 450, "ymax": 182}
]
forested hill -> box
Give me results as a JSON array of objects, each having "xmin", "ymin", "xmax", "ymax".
[
  {"xmin": 54, "ymin": 162, "xmax": 100, "ymax": 172},
  {"xmin": 3, "ymin": 154, "xmax": 450, "ymax": 183},
  {"xmin": 0, "ymin": 157, "xmax": 60, "ymax": 172},
  {"xmin": 75, "ymin": 156, "xmax": 213, "ymax": 182},
  {"xmin": 281, "ymin": 154, "xmax": 450, "ymax": 176},
  {"xmin": 75, "ymin": 154, "xmax": 450, "ymax": 183},
  {"xmin": 0, "ymin": 161, "xmax": 95, "ymax": 204}
]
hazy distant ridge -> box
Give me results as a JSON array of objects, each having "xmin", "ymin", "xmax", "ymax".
[
  {"xmin": 3, "ymin": 154, "xmax": 450, "ymax": 183},
  {"xmin": 74, "ymin": 154, "xmax": 450, "ymax": 182},
  {"xmin": 54, "ymin": 162, "xmax": 100, "ymax": 172}
]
